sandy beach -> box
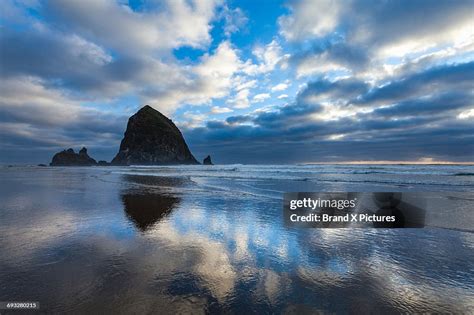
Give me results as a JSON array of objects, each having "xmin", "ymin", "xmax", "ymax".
[{"xmin": 1, "ymin": 165, "xmax": 473, "ymax": 313}]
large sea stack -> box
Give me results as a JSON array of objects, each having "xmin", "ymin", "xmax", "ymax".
[
  {"xmin": 50, "ymin": 147, "xmax": 97, "ymax": 166},
  {"xmin": 111, "ymin": 105, "xmax": 199, "ymax": 165}
]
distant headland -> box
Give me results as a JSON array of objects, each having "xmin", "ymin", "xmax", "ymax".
[{"xmin": 50, "ymin": 105, "xmax": 212, "ymax": 166}]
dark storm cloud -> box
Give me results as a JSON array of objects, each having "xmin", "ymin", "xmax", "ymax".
[
  {"xmin": 0, "ymin": 101, "xmax": 127, "ymax": 136},
  {"xmin": 63, "ymin": 114, "xmax": 127, "ymax": 140},
  {"xmin": 347, "ymin": 0, "xmax": 473, "ymax": 46},
  {"xmin": 289, "ymin": 40, "xmax": 370, "ymax": 72},
  {"xmin": 187, "ymin": 130, "xmax": 474, "ymax": 164},
  {"xmin": 225, "ymin": 115, "xmax": 252, "ymax": 124},
  {"xmin": 189, "ymin": 103, "xmax": 429, "ymax": 145},
  {"xmin": 0, "ymin": 27, "xmax": 154, "ymax": 96},
  {"xmin": 359, "ymin": 62, "xmax": 474, "ymax": 104},
  {"xmin": 1, "ymin": 28, "xmax": 104, "ymax": 84},
  {"xmin": 253, "ymin": 103, "xmax": 321, "ymax": 128},
  {"xmin": 190, "ymin": 103, "xmax": 319, "ymax": 142},
  {"xmin": 0, "ymin": 75, "xmax": 128, "ymax": 164},
  {"xmin": 186, "ymin": 117, "xmax": 474, "ymax": 164},
  {"xmin": 290, "ymin": 61, "xmax": 473, "ymax": 112},
  {"xmin": 299, "ymin": 77, "xmax": 369, "ymax": 102},
  {"xmin": 0, "ymin": 123, "xmax": 123, "ymax": 164},
  {"xmin": 370, "ymin": 92, "xmax": 473, "ymax": 118}
]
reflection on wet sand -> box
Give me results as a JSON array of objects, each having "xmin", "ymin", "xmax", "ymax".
[
  {"xmin": 122, "ymin": 174, "xmax": 189, "ymax": 188},
  {"xmin": 121, "ymin": 174, "xmax": 184, "ymax": 231},
  {"xmin": 1, "ymin": 167, "xmax": 473, "ymax": 313},
  {"xmin": 122, "ymin": 193, "xmax": 179, "ymax": 231}
]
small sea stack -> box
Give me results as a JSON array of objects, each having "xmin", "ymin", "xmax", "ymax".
[
  {"xmin": 50, "ymin": 147, "xmax": 97, "ymax": 166},
  {"xmin": 203, "ymin": 155, "xmax": 213, "ymax": 165}
]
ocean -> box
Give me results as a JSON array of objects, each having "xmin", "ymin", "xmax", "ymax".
[{"xmin": 0, "ymin": 164, "xmax": 473, "ymax": 313}]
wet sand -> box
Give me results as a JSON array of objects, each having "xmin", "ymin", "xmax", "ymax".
[{"xmin": 0, "ymin": 165, "xmax": 473, "ymax": 313}]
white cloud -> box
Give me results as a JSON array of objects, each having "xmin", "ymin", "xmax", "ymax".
[
  {"xmin": 327, "ymin": 134, "xmax": 346, "ymax": 141},
  {"xmin": 253, "ymin": 93, "xmax": 271, "ymax": 103},
  {"xmin": 227, "ymin": 88, "xmax": 250, "ymax": 109},
  {"xmin": 46, "ymin": 0, "xmax": 222, "ymax": 54},
  {"xmin": 295, "ymin": 56, "xmax": 348, "ymax": 78},
  {"xmin": 144, "ymin": 41, "xmax": 244, "ymax": 112},
  {"xmin": 220, "ymin": 5, "xmax": 248, "ymax": 37},
  {"xmin": 377, "ymin": 20, "xmax": 474, "ymax": 59},
  {"xmin": 280, "ymin": 0, "xmax": 474, "ymax": 79},
  {"xmin": 180, "ymin": 111, "xmax": 208, "ymax": 128},
  {"xmin": 279, "ymin": 0, "xmax": 340, "ymax": 41},
  {"xmin": 0, "ymin": 76, "xmax": 126, "ymax": 151},
  {"xmin": 243, "ymin": 40, "xmax": 283, "ymax": 75},
  {"xmin": 0, "ymin": 76, "xmax": 85, "ymax": 126},
  {"xmin": 234, "ymin": 77, "xmax": 257, "ymax": 91},
  {"xmin": 67, "ymin": 34, "xmax": 112, "ymax": 65},
  {"xmin": 194, "ymin": 41, "xmax": 241, "ymax": 80},
  {"xmin": 2, "ymin": 1, "xmax": 244, "ymax": 115},
  {"xmin": 277, "ymin": 94, "xmax": 289, "ymax": 99},
  {"xmin": 2, "ymin": 1, "xmax": 285, "ymax": 119},
  {"xmin": 458, "ymin": 108, "xmax": 474, "ymax": 120},
  {"xmin": 211, "ymin": 106, "xmax": 233, "ymax": 114},
  {"xmin": 271, "ymin": 83, "xmax": 289, "ymax": 92}
]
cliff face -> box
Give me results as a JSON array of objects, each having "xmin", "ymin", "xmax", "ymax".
[
  {"xmin": 111, "ymin": 105, "xmax": 199, "ymax": 165},
  {"xmin": 50, "ymin": 147, "xmax": 97, "ymax": 166}
]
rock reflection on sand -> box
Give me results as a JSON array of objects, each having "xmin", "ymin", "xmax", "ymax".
[
  {"xmin": 121, "ymin": 174, "xmax": 186, "ymax": 231},
  {"xmin": 122, "ymin": 193, "xmax": 179, "ymax": 231}
]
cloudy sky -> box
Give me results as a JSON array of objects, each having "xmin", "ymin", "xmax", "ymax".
[{"xmin": 1, "ymin": 0, "xmax": 473, "ymax": 164}]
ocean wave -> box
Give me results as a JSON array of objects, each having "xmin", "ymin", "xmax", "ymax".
[
  {"xmin": 129, "ymin": 165, "xmax": 474, "ymax": 176},
  {"xmin": 350, "ymin": 171, "xmax": 390, "ymax": 174},
  {"xmin": 111, "ymin": 171, "xmax": 474, "ymax": 188}
]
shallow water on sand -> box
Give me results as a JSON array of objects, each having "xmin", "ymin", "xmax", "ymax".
[{"xmin": 0, "ymin": 165, "xmax": 473, "ymax": 313}]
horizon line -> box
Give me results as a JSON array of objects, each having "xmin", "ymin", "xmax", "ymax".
[
  {"xmin": 2, "ymin": 161, "xmax": 474, "ymax": 166},
  {"xmin": 304, "ymin": 160, "xmax": 474, "ymax": 165}
]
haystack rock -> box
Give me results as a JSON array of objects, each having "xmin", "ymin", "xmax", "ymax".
[
  {"xmin": 50, "ymin": 147, "xmax": 97, "ymax": 166},
  {"xmin": 111, "ymin": 105, "xmax": 199, "ymax": 165},
  {"xmin": 203, "ymin": 155, "xmax": 213, "ymax": 165}
]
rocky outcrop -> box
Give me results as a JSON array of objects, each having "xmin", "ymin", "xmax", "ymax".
[
  {"xmin": 111, "ymin": 105, "xmax": 199, "ymax": 165},
  {"xmin": 97, "ymin": 160, "xmax": 109, "ymax": 166},
  {"xmin": 203, "ymin": 155, "xmax": 213, "ymax": 165},
  {"xmin": 50, "ymin": 147, "xmax": 97, "ymax": 166}
]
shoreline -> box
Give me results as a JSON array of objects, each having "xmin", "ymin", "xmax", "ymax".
[{"xmin": 2, "ymin": 162, "xmax": 474, "ymax": 167}]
